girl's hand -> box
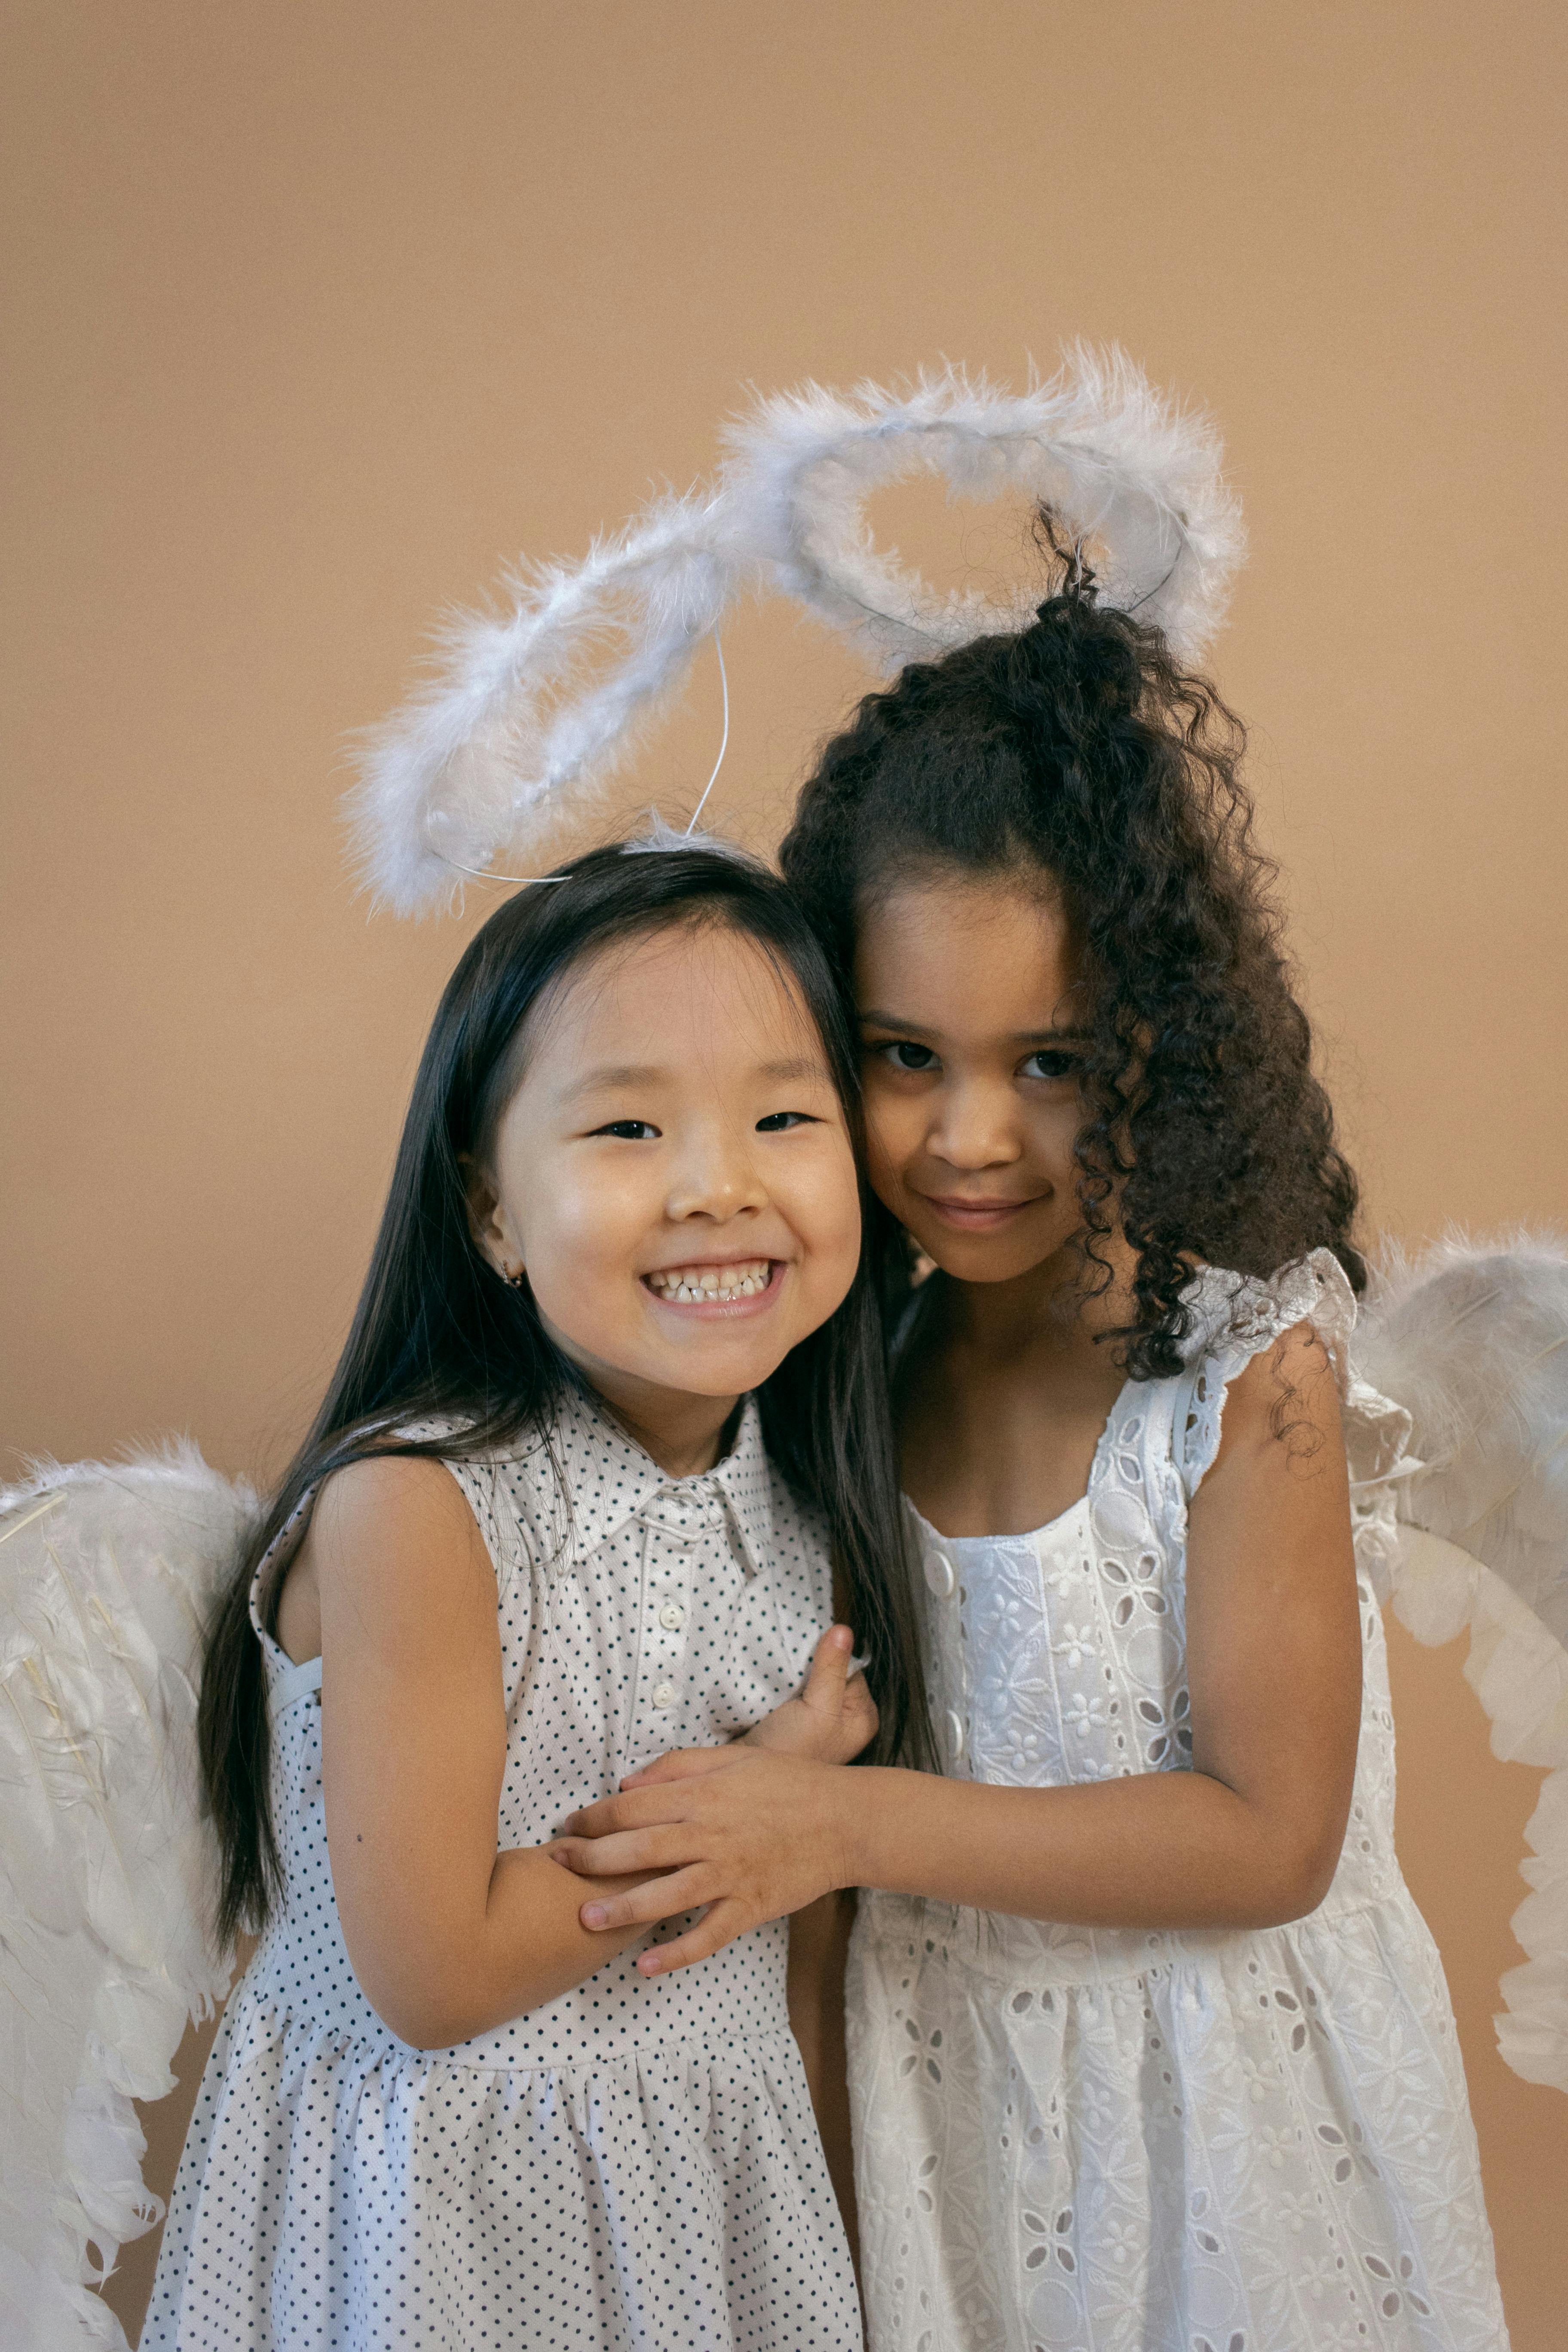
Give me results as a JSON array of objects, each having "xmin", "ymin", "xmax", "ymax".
[
  {"xmin": 551, "ymin": 1748, "xmax": 853, "ymax": 1975},
  {"xmin": 743, "ymin": 1624, "xmax": 879, "ymax": 1764}
]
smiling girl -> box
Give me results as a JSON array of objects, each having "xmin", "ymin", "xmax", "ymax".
[
  {"xmin": 554, "ymin": 563, "xmax": 1508, "ymax": 2350},
  {"xmin": 144, "ymin": 842, "xmax": 923, "ymax": 2352}
]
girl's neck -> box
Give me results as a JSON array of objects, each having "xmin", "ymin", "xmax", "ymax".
[
  {"xmin": 932, "ymin": 1237, "xmax": 1134, "ymax": 1369},
  {"xmin": 897, "ymin": 1239, "xmax": 1139, "ymax": 1540},
  {"xmin": 591, "ymin": 1376, "xmax": 743, "ymax": 1481}
]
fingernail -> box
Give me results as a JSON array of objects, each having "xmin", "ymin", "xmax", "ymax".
[
  {"xmin": 832, "ymin": 1624, "xmax": 852, "ymax": 1648},
  {"xmin": 582, "ymin": 1905, "xmax": 607, "ymax": 1927},
  {"xmin": 639, "ymin": 1953, "xmax": 662, "ymax": 1975}
]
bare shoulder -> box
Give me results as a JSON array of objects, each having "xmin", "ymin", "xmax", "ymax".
[
  {"xmin": 303, "ymin": 1454, "xmax": 493, "ymax": 1649},
  {"xmin": 1212, "ymin": 1318, "xmax": 1344, "ymax": 1473},
  {"xmin": 311, "ymin": 1452, "xmax": 480, "ymax": 1556}
]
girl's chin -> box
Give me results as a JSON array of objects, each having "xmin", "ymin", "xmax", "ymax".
[{"xmin": 907, "ymin": 1225, "xmax": 1067, "ymax": 1285}]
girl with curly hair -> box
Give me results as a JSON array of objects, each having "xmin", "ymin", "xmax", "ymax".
[{"xmin": 555, "ymin": 541, "xmax": 1507, "ymax": 2351}]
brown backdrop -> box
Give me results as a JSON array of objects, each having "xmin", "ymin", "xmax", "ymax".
[{"xmin": 3, "ymin": 4, "xmax": 1565, "ymax": 2343}]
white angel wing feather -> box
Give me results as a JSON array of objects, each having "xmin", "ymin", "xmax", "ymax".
[
  {"xmin": 0, "ymin": 1446, "xmax": 253, "ymax": 2350},
  {"xmin": 1353, "ymin": 1234, "xmax": 1568, "ymax": 2091}
]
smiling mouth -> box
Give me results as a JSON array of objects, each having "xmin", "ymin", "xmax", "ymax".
[
  {"xmin": 919, "ymin": 1194, "xmax": 1040, "ymax": 1228},
  {"xmin": 643, "ymin": 1257, "xmax": 779, "ymax": 1306}
]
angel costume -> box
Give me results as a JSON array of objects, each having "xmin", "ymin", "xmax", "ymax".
[
  {"xmin": 6, "ymin": 358, "xmax": 1562, "ymax": 2349},
  {"xmin": 142, "ymin": 1390, "xmax": 861, "ymax": 2352},
  {"xmin": 847, "ymin": 1253, "xmax": 1509, "ymax": 2352}
]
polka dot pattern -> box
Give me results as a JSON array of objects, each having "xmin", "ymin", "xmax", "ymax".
[{"xmin": 144, "ymin": 1391, "xmax": 861, "ymax": 2349}]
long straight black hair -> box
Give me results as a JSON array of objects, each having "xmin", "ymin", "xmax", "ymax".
[{"xmin": 201, "ymin": 841, "xmax": 931, "ymax": 1944}]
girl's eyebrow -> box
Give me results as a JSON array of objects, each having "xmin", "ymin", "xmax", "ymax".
[
  {"xmin": 859, "ymin": 1009, "xmax": 936, "ymax": 1035},
  {"xmin": 560, "ymin": 1053, "xmax": 830, "ymax": 1101},
  {"xmin": 859, "ymin": 1010, "xmax": 1090, "ymax": 1045},
  {"xmin": 562, "ymin": 1063, "xmax": 666, "ymax": 1097}
]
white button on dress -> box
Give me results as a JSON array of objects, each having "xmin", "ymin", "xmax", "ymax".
[
  {"xmin": 145, "ymin": 1388, "xmax": 861, "ymax": 2352},
  {"xmin": 923, "ymin": 1547, "xmax": 956, "ymax": 1598}
]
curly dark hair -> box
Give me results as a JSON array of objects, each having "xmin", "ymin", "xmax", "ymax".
[{"xmin": 778, "ymin": 531, "xmax": 1363, "ymax": 1379}]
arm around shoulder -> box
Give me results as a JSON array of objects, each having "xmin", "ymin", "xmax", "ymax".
[{"xmin": 551, "ymin": 1319, "xmax": 1366, "ymax": 1954}]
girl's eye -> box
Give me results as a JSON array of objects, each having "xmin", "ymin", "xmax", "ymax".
[
  {"xmin": 593, "ymin": 1119, "xmax": 660, "ymax": 1140},
  {"xmin": 1021, "ymin": 1048, "xmax": 1080, "ymax": 1082},
  {"xmin": 755, "ymin": 1110, "xmax": 817, "ymax": 1132},
  {"xmin": 874, "ymin": 1040, "xmax": 940, "ymax": 1073}
]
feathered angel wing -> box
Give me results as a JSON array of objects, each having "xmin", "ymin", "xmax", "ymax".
[
  {"xmin": 0, "ymin": 1446, "xmax": 254, "ymax": 2351},
  {"xmin": 1352, "ymin": 1235, "xmax": 1568, "ymax": 2092}
]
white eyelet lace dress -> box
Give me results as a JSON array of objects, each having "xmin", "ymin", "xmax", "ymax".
[
  {"xmin": 144, "ymin": 1390, "xmax": 862, "ymax": 2351},
  {"xmin": 847, "ymin": 1252, "xmax": 1508, "ymax": 2352}
]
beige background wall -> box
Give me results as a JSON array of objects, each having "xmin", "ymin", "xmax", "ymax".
[{"xmin": 4, "ymin": 3, "xmax": 1565, "ymax": 2343}]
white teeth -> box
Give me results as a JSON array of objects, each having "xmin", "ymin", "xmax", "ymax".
[{"xmin": 648, "ymin": 1260, "xmax": 771, "ymax": 1303}]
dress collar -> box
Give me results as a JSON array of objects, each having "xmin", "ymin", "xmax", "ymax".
[{"xmin": 508, "ymin": 1384, "xmax": 777, "ymax": 1580}]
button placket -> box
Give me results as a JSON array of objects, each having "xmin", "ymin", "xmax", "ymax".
[
  {"xmin": 630, "ymin": 1485, "xmax": 722, "ymax": 1737},
  {"xmin": 922, "ymin": 1541, "xmax": 974, "ymax": 1773}
]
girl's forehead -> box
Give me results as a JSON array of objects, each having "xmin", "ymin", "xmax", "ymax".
[
  {"xmin": 533, "ymin": 919, "xmax": 821, "ymax": 1056},
  {"xmin": 856, "ymin": 872, "xmax": 1078, "ymax": 1000}
]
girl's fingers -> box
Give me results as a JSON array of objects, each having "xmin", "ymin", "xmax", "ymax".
[
  {"xmin": 579, "ymin": 1865, "xmax": 715, "ymax": 1932},
  {"xmin": 567, "ymin": 1770, "xmax": 741, "ymax": 1837},
  {"xmin": 564, "ymin": 1791, "xmax": 660, "ymax": 1838},
  {"xmin": 620, "ymin": 1745, "xmax": 746, "ymax": 1791},
  {"xmin": 800, "ymin": 1623, "xmax": 854, "ymax": 1712},
  {"xmin": 552, "ymin": 1828, "xmax": 677, "ymax": 1876},
  {"xmin": 637, "ymin": 1897, "xmax": 753, "ymax": 1976}
]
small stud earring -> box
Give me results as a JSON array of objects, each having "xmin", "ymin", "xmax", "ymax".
[{"xmin": 504, "ymin": 1263, "xmax": 526, "ymax": 1288}]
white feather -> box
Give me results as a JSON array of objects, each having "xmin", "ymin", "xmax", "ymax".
[
  {"xmin": 351, "ymin": 349, "xmax": 1246, "ymax": 917},
  {"xmin": 1355, "ymin": 1231, "xmax": 1568, "ymax": 1643},
  {"xmin": 1353, "ymin": 1232, "xmax": 1568, "ymax": 2092},
  {"xmin": 0, "ymin": 1445, "xmax": 253, "ymax": 2349},
  {"xmin": 717, "ymin": 346, "xmax": 1245, "ymax": 671},
  {"xmin": 346, "ymin": 491, "xmax": 756, "ymax": 916}
]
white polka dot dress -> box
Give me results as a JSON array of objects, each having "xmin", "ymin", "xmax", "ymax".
[{"xmin": 144, "ymin": 1390, "xmax": 863, "ymax": 2350}]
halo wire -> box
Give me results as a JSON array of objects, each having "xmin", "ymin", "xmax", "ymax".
[{"xmin": 430, "ymin": 628, "xmax": 729, "ymax": 889}]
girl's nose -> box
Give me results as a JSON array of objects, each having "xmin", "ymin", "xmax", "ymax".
[
  {"xmin": 927, "ymin": 1081, "xmax": 1023, "ymax": 1171},
  {"xmin": 665, "ymin": 1123, "xmax": 769, "ymax": 1222}
]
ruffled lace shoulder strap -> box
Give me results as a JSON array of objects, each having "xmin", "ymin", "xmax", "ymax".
[{"xmin": 1174, "ymin": 1251, "xmax": 1415, "ymax": 1590}]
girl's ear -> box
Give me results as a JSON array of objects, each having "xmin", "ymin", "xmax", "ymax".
[{"xmin": 460, "ymin": 1153, "xmax": 525, "ymax": 1286}]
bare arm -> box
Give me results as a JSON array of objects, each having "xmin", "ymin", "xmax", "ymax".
[
  {"xmin": 558, "ymin": 1326, "xmax": 1362, "ymax": 1970},
  {"xmin": 307, "ymin": 1455, "xmax": 658, "ymax": 2047}
]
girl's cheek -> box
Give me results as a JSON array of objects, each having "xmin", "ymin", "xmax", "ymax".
[
  {"xmin": 863, "ymin": 1102, "xmax": 915, "ymax": 1211},
  {"xmin": 792, "ymin": 1157, "xmax": 864, "ymax": 1312}
]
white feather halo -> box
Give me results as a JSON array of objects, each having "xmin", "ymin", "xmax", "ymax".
[
  {"xmin": 717, "ymin": 346, "xmax": 1245, "ymax": 674},
  {"xmin": 349, "ymin": 490, "xmax": 758, "ymax": 916},
  {"xmin": 350, "ymin": 346, "xmax": 1246, "ymax": 916}
]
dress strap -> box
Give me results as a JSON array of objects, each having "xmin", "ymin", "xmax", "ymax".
[
  {"xmin": 1174, "ymin": 1250, "xmax": 1409, "ymax": 1511},
  {"xmin": 272, "ymin": 1653, "xmax": 323, "ymax": 1712}
]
